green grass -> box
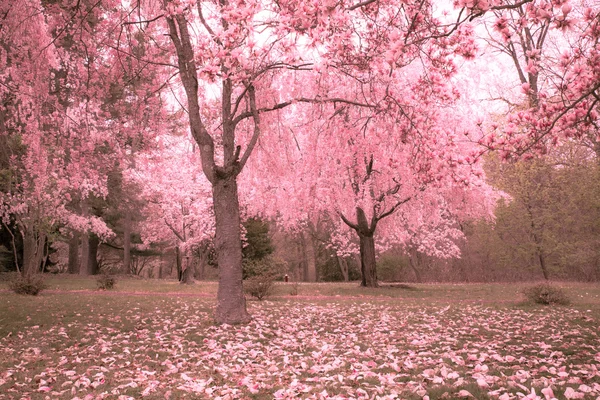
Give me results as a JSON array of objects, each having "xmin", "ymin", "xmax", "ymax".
[{"xmin": 1, "ymin": 277, "xmax": 599, "ymax": 399}]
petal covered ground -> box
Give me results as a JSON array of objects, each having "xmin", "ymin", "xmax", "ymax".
[{"xmin": 1, "ymin": 297, "xmax": 599, "ymax": 399}]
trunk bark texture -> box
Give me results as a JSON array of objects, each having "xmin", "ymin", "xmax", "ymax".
[
  {"xmin": 181, "ymin": 265, "xmax": 194, "ymax": 284},
  {"xmin": 88, "ymin": 235, "xmax": 100, "ymax": 275},
  {"xmin": 79, "ymin": 231, "xmax": 90, "ymax": 276},
  {"xmin": 359, "ymin": 233, "xmax": 378, "ymax": 287},
  {"xmin": 22, "ymin": 229, "xmax": 44, "ymax": 276},
  {"xmin": 196, "ymin": 245, "xmax": 209, "ymax": 280},
  {"xmin": 213, "ymin": 177, "xmax": 251, "ymax": 324},
  {"xmin": 176, "ymin": 246, "xmax": 182, "ymax": 281},
  {"xmin": 180, "ymin": 250, "xmax": 194, "ymax": 285},
  {"xmin": 408, "ymin": 250, "xmax": 422, "ymax": 283}
]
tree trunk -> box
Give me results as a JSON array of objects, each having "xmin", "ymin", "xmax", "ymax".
[
  {"xmin": 88, "ymin": 234, "xmax": 100, "ymax": 275},
  {"xmin": 79, "ymin": 201, "xmax": 90, "ymax": 275},
  {"xmin": 408, "ymin": 249, "xmax": 422, "ymax": 283},
  {"xmin": 123, "ymin": 210, "xmax": 132, "ymax": 274},
  {"xmin": 213, "ymin": 177, "xmax": 250, "ymax": 324},
  {"xmin": 358, "ymin": 233, "xmax": 378, "ymax": 287},
  {"xmin": 79, "ymin": 230, "xmax": 90, "ymax": 276},
  {"xmin": 176, "ymin": 245, "xmax": 182, "ymax": 281},
  {"xmin": 180, "ymin": 250, "xmax": 194, "ymax": 285},
  {"xmin": 336, "ymin": 255, "xmax": 349, "ymax": 281},
  {"xmin": 22, "ymin": 228, "xmax": 44, "ymax": 276},
  {"xmin": 303, "ymin": 230, "xmax": 317, "ymax": 282},
  {"xmin": 196, "ymin": 244, "xmax": 209, "ymax": 280},
  {"xmin": 181, "ymin": 265, "xmax": 194, "ymax": 284},
  {"xmin": 538, "ymin": 250, "xmax": 549, "ymax": 280},
  {"xmin": 68, "ymin": 233, "xmax": 79, "ymax": 274}
]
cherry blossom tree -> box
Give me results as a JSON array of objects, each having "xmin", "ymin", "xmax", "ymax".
[
  {"xmin": 469, "ymin": 0, "xmax": 600, "ymax": 157},
  {"xmin": 136, "ymin": 0, "xmax": 486, "ymax": 319},
  {"xmin": 130, "ymin": 134, "xmax": 215, "ymax": 283},
  {"xmin": 0, "ymin": 0, "xmax": 117, "ymax": 276},
  {"xmin": 247, "ymin": 82, "xmax": 498, "ymax": 286}
]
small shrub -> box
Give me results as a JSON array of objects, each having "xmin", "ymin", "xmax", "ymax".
[
  {"xmin": 289, "ymin": 281, "xmax": 299, "ymax": 296},
  {"xmin": 97, "ymin": 274, "xmax": 116, "ymax": 290},
  {"xmin": 244, "ymin": 275, "xmax": 276, "ymax": 300},
  {"xmin": 523, "ymin": 283, "xmax": 570, "ymax": 305},
  {"xmin": 243, "ymin": 256, "xmax": 286, "ymax": 300},
  {"xmin": 9, "ymin": 274, "xmax": 47, "ymax": 295}
]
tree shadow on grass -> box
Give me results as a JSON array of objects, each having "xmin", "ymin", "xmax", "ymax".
[{"xmin": 382, "ymin": 283, "xmax": 419, "ymax": 290}]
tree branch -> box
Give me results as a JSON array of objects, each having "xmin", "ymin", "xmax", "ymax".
[
  {"xmin": 232, "ymin": 97, "xmax": 375, "ymax": 125},
  {"xmin": 237, "ymin": 84, "xmax": 261, "ymax": 172},
  {"xmin": 376, "ymin": 196, "xmax": 412, "ymax": 223},
  {"xmin": 339, "ymin": 212, "xmax": 360, "ymax": 231},
  {"xmin": 347, "ymin": 0, "xmax": 377, "ymax": 11}
]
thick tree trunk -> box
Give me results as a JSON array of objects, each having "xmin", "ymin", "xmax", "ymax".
[
  {"xmin": 180, "ymin": 251, "xmax": 194, "ymax": 285},
  {"xmin": 68, "ymin": 233, "xmax": 79, "ymax": 274},
  {"xmin": 88, "ymin": 234, "xmax": 100, "ymax": 275},
  {"xmin": 303, "ymin": 230, "xmax": 317, "ymax": 282},
  {"xmin": 79, "ymin": 231, "xmax": 90, "ymax": 276},
  {"xmin": 181, "ymin": 265, "xmax": 194, "ymax": 284},
  {"xmin": 359, "ymin": 233, "xmax": 378, "ymax": 287},
  {"xmin": 22, "ymin": 229, "xmax": 44, "ymax": 276},
  {"xmin": 213, "ymin": 177, "xmax": 250, "ymax": 324}
]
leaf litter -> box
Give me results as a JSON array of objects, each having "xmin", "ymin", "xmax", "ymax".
[{"xmin": 0, "ymin": 298, "xmax": 599, "ymax": 399}]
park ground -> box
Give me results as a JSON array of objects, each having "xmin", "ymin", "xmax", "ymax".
[{"xmin": 0, "ymin": 277, "xmax": 599, "ymax": 399}]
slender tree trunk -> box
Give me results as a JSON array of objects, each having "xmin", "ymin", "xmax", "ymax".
[
  {"xmin": 158, "ymin": 255, "xmax": 164, "ymax": 279},
  {"xmin": 88, "ymin": 234, "xmax": 100, "ymax": 275},
  {"xmin": 299, "ymin": 236, "xmax": 307, "ymax": 281},
  {"xmin": 538, "ymin": 250, "xmax": 549, "ymax": 280},
  {"xmin": 213, "ymin": 177, "xmax": 250, "ymax": 324},
  {"xmin": 68, "ymin": 233, "xmax": 79, "ymax": 274},
  {"xmin": 408, "ymin": 249, "xmax": 422, "ymax": 283},
  {"xmin": 303, "ymin": 230, "xmax": 317, "ymax": 282},
  {"xmin": 336, "ymin": 255, "xmax": 349, "ymax": 281},
  {"xmin": 79, "ymin": 201, "xmax": 90, "ymax": 275},
  {"xmin": 176, "ymin": 245, "xmax": 182, "ymax": 281},
  {"xmin": 196, "ymin": 245, "xmax": 208, "ymax": 280},
  {"xmin": 123, "ymin": 210, "xmax": 132, "ymax": 274},
  {"xmin": 358, "ymin": 233, "xmax": 378, "ymax": 287}
]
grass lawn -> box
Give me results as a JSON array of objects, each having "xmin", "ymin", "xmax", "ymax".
[{"xmin": 0, "ymin": 277, "xmax": 599, "ymax": 399}]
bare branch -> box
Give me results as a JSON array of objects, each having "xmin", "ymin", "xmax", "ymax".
[
  {"xmin": 122, "ymin": 14, "xmax": 163, "ymax": 26},
  {"xmin": 237, "ymin": 84, "xmax": 261, "ymax": 172},
  {"xmin": 339, "ymin": 212, "xmax": 360, "ymax": 231},
  {"xmin": 232, "ymin": 97, "xmax": 375, "ymax": 125},
  {"xmin": 347, "ymin": 0, "xmax": 377, "ymax": 11},
  {"xmin": 376, "ymin": 196, "xmax": 412, "ymax": 223}
]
